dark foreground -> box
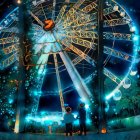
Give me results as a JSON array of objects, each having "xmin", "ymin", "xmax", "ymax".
[{"xmin": 0, "ymin": 129, "xmax": 140, "ymax": 140}]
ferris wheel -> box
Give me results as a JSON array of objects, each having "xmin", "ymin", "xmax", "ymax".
[{"xmin": 0, "ymin": 0, "xmax": 138, "ymax": 117}]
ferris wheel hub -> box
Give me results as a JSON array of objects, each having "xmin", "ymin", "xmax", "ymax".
[{"xmin": 43, "ymin": 19, "xmax": 55, "ymax": 31}]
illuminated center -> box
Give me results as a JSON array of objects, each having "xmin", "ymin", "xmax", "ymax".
[{"xmin": 43, "ymin": 19, "xmax": 55, "ymax": 31}]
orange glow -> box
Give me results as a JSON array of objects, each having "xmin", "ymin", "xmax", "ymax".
[
  {"xmin": 101, "ymin": 128, "xmax": 107, "ymax": 134},
  {"xmin": 44, "ymin": 19, "xmax": 55, "ymax": 31}
]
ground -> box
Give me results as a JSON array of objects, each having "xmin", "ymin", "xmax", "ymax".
[{"xmin": 0, "ymin": 129, "xmax": 140, "ymax": 140}]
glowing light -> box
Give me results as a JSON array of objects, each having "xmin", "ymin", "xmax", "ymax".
[
  {"xmin": 8, "ymin": 99, "xmax": 14, "ymax": 104},
  {"xmin": 130, "ymin": 26, "xmax": 136, "ymax": 32},
  {"xmin": 113, "ymin": 89, "xmax": 122, "ymax": 101},
  {"xmin": 101, "ymin": 128, "xmax": 107, "ymax": 134},
  {"xmin": 123, "ymin": 78, "xmax": 131, "ymax": 89},
  {"xmin": 33, "ymin": 91, "xmax": 38, "ymax": 96},
  {"xmin": 85, "ymin": 104, "xmax": 89, "ymax": 109},
  {"xmin": 130, "ymin": 69, "xmax": 137, "ymax": 76},
  {"xmin": 14, "ymin": 114, "xmax": 20, "ymax": 133},
  {"xmin": 106, "ymin": 92, "xmax": 114, "ymax": 100},
  {"xmin": 17, "ymin": 0, "xmax": 22, "ymax": 4},
  {"xmin": 74, "ymin": 114, "xmax": 77, "ymax": 119},
  {"xmin": 133, "ymin": 35, "xmax": 139, "ymax": 41},
  {"xmin": 113, "ymin": 5, "xmax": 119, "ymax": 11},
  {"xmin": 120, "ymin": 12, "xmax": 125, "ymax": 17},
  {"xmin": 105, "ymin": 101, "xmax": 109, "ymax": 112},
  {"xmin": 80, "ymin": 98, "xmax": 86, "ymax": 103},
  {"xmin": 41, "ymin": 111, "xmax": 46, "ymax": 115},
  {"xmin": 38, "ymin": 69, "xmax": 46, "ymax": 75}
]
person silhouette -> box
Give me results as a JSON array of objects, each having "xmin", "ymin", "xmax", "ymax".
[
  {"xmin": 77, "ymin": 103, "xmax": 87, "ymax": 136},
  {"xmin": 63, "ymin": 107, "xmax": 75, "ymax": 136}
]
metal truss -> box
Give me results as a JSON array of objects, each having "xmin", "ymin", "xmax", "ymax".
[
  {"xmin": 1, "ymin": 53, "xmax": 18, "ymax": 69},
  {"xmin": 104, "ymin": 18, "xmax": 130, "ymax": 27},
  {"xmin": 104, "ymin": 68, "xmax": 121, "ymax": 84},
  {"xmin": 104, "ymin": 46, "xmax": 133, "ymax": 62},
  {"xmin": 0, "ymin": 37, "xmax": 19, "ymax": 45},
  {"xmin": 3, "ymin": 44, "xmax": 19, "ymax": 54},
  {"xmin": 103, "ymin": 32, "xmax": 132, "ymax": 41},
  {"xmin": 53, "ymin": 53, "xmax": 65, "ymax": 112}
]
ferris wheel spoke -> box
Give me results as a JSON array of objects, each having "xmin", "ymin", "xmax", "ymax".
[
  {"xmin": 103, "ymin": 32, "xmax": 133, "ymax": 41},
  {"xmin": 73, "ymin": 0, "xmax": 85, "ymax": 9},
  {"xmin": 103, "ymin": 68, "xmax": 121, "ymax": 84},
  {"xmin": 61, "ymin": 37, "xmax": 96, "ymax": 49},
  {"xmin": 104, "ymin": 46, "xmax": 133, "ymax": 62},
  {"xmin": 64, "ymin": 0, "xmax": 85, "ymax": 17},
  {"xmin": 52, "ymin": 0, "xmax": 56, "ymax": 20},
  {"xmin": 59, "ymin": 9, "xmax": 79, "ymax": 28},
  {"xmin": 103, "ymin": 6, "xmax": 116, "ymax": 16},
  {"xmin": 40, "ymin": 3, "xmax": 47, "ymax": 20},
  {"xmin": 53, "ymin": 53, "xmax": 65, "ymax": 112},
  {"xmin": 64, "ymin": 30, "xmax": 98, "ymax": 39},
  {"xmin": 63, "ymin": 22, "xmax": 96, "ymax": 31},
  {"xmin": 59, "ymin": 0, "xmax": 86, "ymax": 27},
  {"xmin": 61, "ymin": 40, "xmax": 95, "ymax": 67},
  {"xmin": 0, "ymin": 27, "xmax": 19, "ymax": 34},
  {"xmin": 81, "ymin": 0, "xmax": 97, "ymax": 13},
  {"xmin": 63, "ymin": 12, "xmax": 96, "ymax": 29},
  {"xmin": 104, "ymin": 18, "xmax": 131, "ymax": 27},
  {"xmin": 0, "ymin": 37, "xmax": 19, "ymax": 45},
  {"xmin": 55, "ymin": 5, "xmax": 67, "ymax": 25},
  {"xmin": 68, "ymin": 37, "xmax": 96, "ymax": 49},
  {"xmin": 30, "ymin": 11, "xmax": 44, "ymax": 27},
  {"xmin": 2, "ymin": 44, "xmax": 19, "ymax": 55},
  {"xmin": 72, "ymin": 56, "xmax": 83, "ymax": 65},
  {"xmin": 0, "ymin": 52, "xmax": 18, "ymax": 70}
]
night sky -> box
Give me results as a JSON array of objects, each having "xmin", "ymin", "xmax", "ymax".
[{"xmin": 0, "ymin": 0, "xmax": 140, "ymax": 20}]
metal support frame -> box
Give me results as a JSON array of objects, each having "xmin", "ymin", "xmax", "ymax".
[
  {"xmin": 97, "ymin": 0, "xmax": 106, "ymax": 132},
  {"xmin": 14, "ymin": 1, "xmax": 27, "ymax": 133},
  {"xmin": 53, "ymin": 54, "xmax": 65, "ymax": 113}
]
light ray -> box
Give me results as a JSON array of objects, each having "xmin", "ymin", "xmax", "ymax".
[
  {"xmin": 55, "ymin": 42, "xmax": 92, "ymax": 104},
  {"xmin": 36, "ymin": 44, "xmax": 52, "ymax": 71},
  {"xmin": 60, "ymin": 51, "xmax": 92, "ymax": 104}
]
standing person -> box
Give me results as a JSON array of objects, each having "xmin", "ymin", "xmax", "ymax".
[
  {"xmin": 63, "ymin": 107, "xmax": 75, "ymax": 136},
  {"xmin": 78, "ymin": 103, "xmax": 87, "ymax": 136}
]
